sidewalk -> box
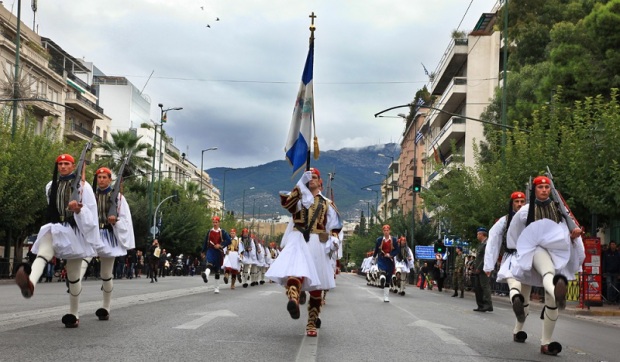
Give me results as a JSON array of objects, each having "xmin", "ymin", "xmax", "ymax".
[{"xmin": 488, "ymin": 290, "xmax": 620, "ymax": 317}]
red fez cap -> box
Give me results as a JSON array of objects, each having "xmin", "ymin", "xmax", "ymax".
[
  {"xmin": 212, "ymin": 216, "xmax": 220, "ymax": 222},
  {"xmin": 230, "ymin": 228, "xmax": 236, "ymax": 233},
  {"xmin": 382, "ymin": 224, "xmax": 390, "ymax": 231},
  {"xmin": 56, "ymin": 154, "xmax": 75, "ymax": 164},
  {"xmin": 511, "ymin": 191, "xmax": 525, "ymax": 199},
  {"xmin": 96, "ymin": 167, "xmax": 112, "ymax": 176},
  {"xmin": 533, "ymin": 176, "xmax": 551, "ymax": 186},
  {"xmin": 242, "ymin": 228, "xmax": 249, "ymax": 233},
  {"xmin": 310, "ymin": 167, "xmax": 320, "ymax": 178}
]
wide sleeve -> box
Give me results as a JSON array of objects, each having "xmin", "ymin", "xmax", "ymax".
[
  {"xmin": 114, "ymin": 194, "xmax": 135, "ymax": 249},
  {"xmin": 507, "ymin": 204, "xmax": 529, "ymax": 249},
  {"xmin": 484, "ymin": 216, "xmax": 506, "ymax": 273},
  {"xmin": 221, "ymin": 230, "xmax": 232, "ymax": 248},
  {"xmin": 75, "ymin": 182, "xmax": 100, "ymax": 247}
]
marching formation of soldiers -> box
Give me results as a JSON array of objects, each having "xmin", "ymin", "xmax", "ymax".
[
  {"xmin": 200, "ymin": 222, "xmax": 281, "ymax": 293},
  {"xmin": 360, "ymin": 232, "xmax": 414, "ymax": 301}
]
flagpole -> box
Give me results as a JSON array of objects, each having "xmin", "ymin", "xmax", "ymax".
[{"xmin": 307, "ymin": 12, "xmax": 317, "ymax": 172}]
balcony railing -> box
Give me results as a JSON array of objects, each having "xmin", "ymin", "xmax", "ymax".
[
  {"xmin": 65, "ymin": 121, "xmax": 102, "ymax": 142},
  {"xmin": 67, "ymin": 71, "xmax": 96, "ymax": 94},
  {"xmin": 430, "ymin": 116, "xmax": 466, "ymax": 148},
  {"xmin": 66, "ymin": 92, "xmax": 104, "ymax": 114}
]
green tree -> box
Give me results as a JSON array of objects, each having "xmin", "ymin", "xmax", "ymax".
[
  {"xmin": 97, "ymin": 130, "xmax": 150, "ymax": 176},
  {"xmin": 0, "ymin": 118, "xmax": 78, "ymax": 262}
]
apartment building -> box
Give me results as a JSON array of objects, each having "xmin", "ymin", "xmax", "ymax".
[
  {"xmin": 0, "ymin": 3, "xmax": 221, "ymax": 213},
  {"xmin": 422, "ymin": 10, "xmax": 501, "ymax": 185}
]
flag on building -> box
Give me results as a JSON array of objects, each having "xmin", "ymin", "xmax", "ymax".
[
  {"xmin": 433, "ymin": 146, "xmax": 441, "ymax": 164},
  {"xmin": 415, "ymin": 131, "xmax": 423, "ymax": 145},
  {"xmin": 438, "ymin": 147, "xmax": 446, "ymax": 165},
  {"xmin": 421, "ymin": 63, "xmax": 429, "ymax": 76},
  {"xmin": 285, "ymin": 41, "xmax": 314, "ymax": 176}
]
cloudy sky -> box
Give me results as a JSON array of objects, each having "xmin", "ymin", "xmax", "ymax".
[{"xmin": 12, "ymin": 0, "xmax": 499, "ymax": 169}]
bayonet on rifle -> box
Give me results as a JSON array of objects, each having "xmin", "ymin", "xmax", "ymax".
[
  {"xmin": 544, "ymin": 166, "xmax": 580, "ymax": 233},
  {"xmin": 69, "ymin": 137, "xmax": 95, "ymax": 203},
  {"xmin": 108, "ymin": 151, "xmax": 133, "ymax": 219}
]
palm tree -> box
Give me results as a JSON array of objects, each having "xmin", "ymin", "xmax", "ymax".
[
  {"xmin": 97, "ymin": 130, "xmax": 151, "ymax": 177},
  {"xmin": 183, "ymin": 181, "xmax": 204, "ymax": 201}
]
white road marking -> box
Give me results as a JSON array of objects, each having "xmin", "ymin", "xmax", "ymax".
[
  {"xmin": 174, "ymin": 309, "xmax": 237, "ymax": 330},
  {"xmin": 410, "ymin": 320, "xmax": 465, "ymax": 345}
]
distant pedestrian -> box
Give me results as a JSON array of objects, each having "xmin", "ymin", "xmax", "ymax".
[
  {"xmin": 473, "ymin": 227, "xmax": 493, "ymax": 312},
  {"xmin": 603, "ymin": 241, "xmax": 620, "ymax": 304}
]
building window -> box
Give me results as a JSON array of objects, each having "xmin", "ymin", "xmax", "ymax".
[
  {"xmin": 103, "ymin": 130, "xmax": 107, "ymax": 141},
  {"xmin": 96, "ymin": 126, "xmax": 100, "ymax": 136}
]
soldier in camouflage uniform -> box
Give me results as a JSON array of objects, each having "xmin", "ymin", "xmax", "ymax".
[{"xmin": 451, "ymin": 246, "xmax": 465, "ymax": 298}]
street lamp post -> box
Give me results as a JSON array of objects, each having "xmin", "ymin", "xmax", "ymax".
[
  {"xmin": 257, "ymin": 204, "xmax": 267, "ymax": 237},
  {"xmin": 199, "ymin": 147, "xmax": 218, "ymax": 196},
  {"xmin": 157, "ymin": 104, "xmax": 183, "ymax": 206},
  {"xmin": 222, "ymin": 168, "xmax": 236, "ymax": 212},
  {"xmin": 242, "ymin": 187, "xmax": 255, "ymax": 226},
  {"xmin": 152, "ymin": 194, "xmax": 176, "ymax": 239},
  {"xmin": 364, "ymin": 188, "xmax": 379, "ymax": 223},
  {"xmin": 378, "ymin": 153, "xmax": 395, "ymax": 218},
  {"xmin": 147, "ymin": 121, "xmax": 161, "ymax": 238},
  {"xmin": 397, "ymin": 113, "xmax": 419, "ymax": 251},
  {"xmin": 373, "ymin": 171, "xmax": 388, "ymax": 220}
]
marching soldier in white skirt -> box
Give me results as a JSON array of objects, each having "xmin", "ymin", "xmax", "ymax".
[
  {"xmin": 15, "ymin": 154, "xmax": 100, "ymax": 328},
  {"xmin": 265, "ymin": 168, "xmax": 342, "ymax": 337},
  {"xmin": 239, "ymin": 228, "xmax": 258, "ymax": 288},
  {"xmin": 92, "ymin": 167, "xmax": 135, "ymax": 321},
  {"xmin": 222, "ymin": 229, "xmax": 241, "ymax": 289},
  {"xmin": 507, "ymin": 176, "xmax": 585, "ymax": 356},
  {"xmin": 255, "ymin": 237, "xmax": 266, "ymax": 285},
  {"xmin": 393, "ymin": 236, "xmax": 414, "ymax": 296},
  {"xmin": 484, "ymin": 191, "xmax": 529, "ymax": 343}
]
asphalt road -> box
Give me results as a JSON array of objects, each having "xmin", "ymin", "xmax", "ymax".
[{"xmin": 0, "ymin": 273, "xmax": 617, "ymax": 362}]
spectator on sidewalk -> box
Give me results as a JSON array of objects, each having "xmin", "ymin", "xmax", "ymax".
[{"xmin": 603, "ymin": 240, "xmax": 620, "ymax": 304}]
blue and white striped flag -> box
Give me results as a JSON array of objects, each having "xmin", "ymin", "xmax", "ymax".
[
  {"xmin": 285, "ymin": 42, "xmax": 314, "ymax": 176},
  {"xmin": 415, "ymin": 131, "xmax": 423, "ymax": 145}
]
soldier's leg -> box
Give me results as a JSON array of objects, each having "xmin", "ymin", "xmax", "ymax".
[
  {"xmin": 479, "ymin": 272, "xmax": 493, "ymax": 309},
  {"xmin": 63, "ymin": 258, "xmax": 84, "ymax": 328},
  {"xmin": 532, "ymin": 251, "xmax": 562, "ymax": 355},
  {"xmin": 306, "ymin": 290, "xmax": 322, "ymax": 337},
  {"xmin": 250, "ymin": 265, "xmax": 258, "ymax": 286},
  {"xmin": 400, "ymin": 271, "xmax": 408, "ymax": 295},
  {"xmin": 242, "ymin": 264, "xmax": 250, "ymax": 287},
  {"xmin": 96, "ymin": 257, "xmax": 115, "ymax": 321},
  {"xmin": 285, "ymin": 276, "xmax": 303, "ymax": 319},
  {"xmin": 16, "ymin": 234, "xmax": 55, "ymax": 298}
]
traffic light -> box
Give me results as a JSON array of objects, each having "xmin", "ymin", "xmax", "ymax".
[
  {"xmin": 172, "ymin": 190, "xmax": 179, "ymax": 203},
  {"xmin": 434, "ymin": 243, "xmax": 445, "ymax": 254},
  {"xmin": 413, "ymin": 176, "xmax": 422, "ymax": 193}
]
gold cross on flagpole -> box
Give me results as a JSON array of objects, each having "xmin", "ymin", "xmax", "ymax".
[{"xmin": 309, "ymin": 12, "xmax": 316, "ymax": 43}]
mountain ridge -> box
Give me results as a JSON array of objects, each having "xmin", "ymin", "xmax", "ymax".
[{"xmin": 207, "ymin": 143, "xmax": 401, "ymax": 221}]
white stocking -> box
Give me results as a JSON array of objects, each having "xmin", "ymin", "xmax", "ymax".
[
  {"xmin": 80, "ymin": 258, "xmax": 92, "ymax": 279},
  {"xmin": 401, "ymin": 273, "xmax": 408, "ymax": 292},
  {"xmin": 243, "ymin": 264, "xmax": 251, "ymax": 283},
  {"xmin": 100, "ymin": 257, "xmax": 115, "ymax": 311},
  {"xmin": 66, "ymin": 259, "xmax": 83, "ymax": 318},
  {"xmin": 508, "ymin": 278, "xmax": 532, "ymax": 333},
  {"xmin": 30, "ymin": 234, "xmax": 55, "ymax": 288},
  {"xmin": 532, "ymin": 250, "xmax": 558, "ymax": 344}
]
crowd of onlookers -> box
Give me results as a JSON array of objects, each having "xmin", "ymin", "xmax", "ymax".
[{"xmin": 28, "ymin": 247, "xmax": 206, "ymax": 283}]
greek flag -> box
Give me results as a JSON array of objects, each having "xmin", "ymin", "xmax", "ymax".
[
  {"xmin": 415, "ymin": 131, "xmax": 423, "ymax": 145},
  {"xmin": 285, "ymin": 42, "xmax": 314, "ymax": 176}
]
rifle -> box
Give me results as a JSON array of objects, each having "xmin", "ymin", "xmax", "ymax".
[
  {"xmin": 69, "ymin": 137, "xmax": 95, "ymax": 203},
  {"xmin": 525, "ymin": 176, "xmax": 532, "ymax": 202},
  {"xmin": 108, "ymin": 151, "xmax": 132, "ymax": 219},
  {"xmin": 545, "ymin": 166, "xmax": 581, "ymax": 233}
]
